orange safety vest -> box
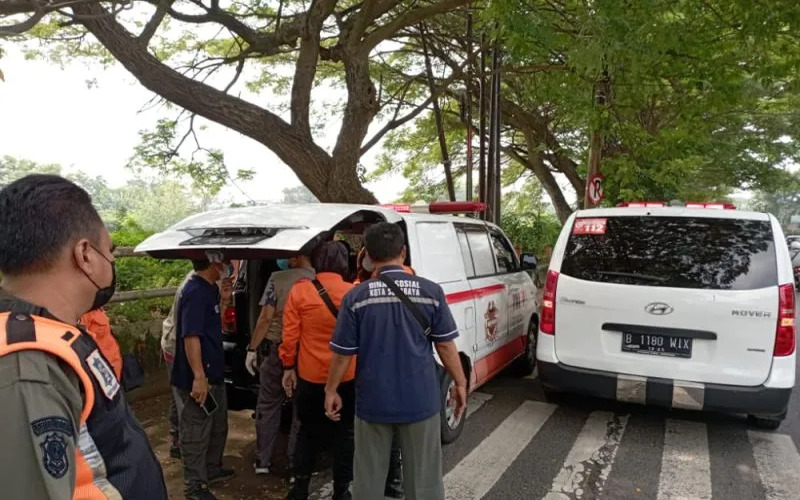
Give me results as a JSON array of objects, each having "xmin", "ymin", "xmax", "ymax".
[
  {"xmin": 0, "ymin": 312, "xmax": 165, "ymax": 499},
  {"xmin": 80, "ymin": 310, "xmax": 123, "ymax": 380}
]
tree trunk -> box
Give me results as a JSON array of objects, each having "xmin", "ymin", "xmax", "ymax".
[{"xmin": 519, "ymin": 131, "xmax": 573, "ymax": 223}]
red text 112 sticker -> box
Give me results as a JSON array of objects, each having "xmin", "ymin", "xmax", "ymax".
[{"xmin": 573, "ymin": 218, "xmax": 608, "ymax": 235}]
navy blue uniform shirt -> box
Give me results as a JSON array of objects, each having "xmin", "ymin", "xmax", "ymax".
[
  {"xmin": 172, "ymin": 275, "xmax": 224, "ymax": 389},
  {"xmin": 330, "ymin": 266, "xmax": 459, "ymax": 423}
]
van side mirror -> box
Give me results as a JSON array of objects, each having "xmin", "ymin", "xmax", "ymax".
[
  {"xmin": 520, "ymin": 253, "xmax": 538, "ymax": 270},
  {"xmin": 790, "ymin": 241, "xmax": 800, "ymax": 251}
]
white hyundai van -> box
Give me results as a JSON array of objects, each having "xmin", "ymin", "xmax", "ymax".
[
  {"xmin": 137, "ymin": 202, "xmax": 539, "ymax": 442},
  {"xmin": 537, "ymin": 201, "xmax": 796, "ymax": 429}
]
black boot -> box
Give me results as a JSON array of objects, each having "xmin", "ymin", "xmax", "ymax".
[
  {"xmin": 333, "ymin": 482, "xmax": 352, "ymax": 500},
  {"xmin": 286, "ymin": 474, "xmax": 311, "ymax": 500}
]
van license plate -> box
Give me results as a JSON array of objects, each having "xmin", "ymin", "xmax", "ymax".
[{"xmin": 621, "ymin": 333, "xmax": 692, "ymax": 358}]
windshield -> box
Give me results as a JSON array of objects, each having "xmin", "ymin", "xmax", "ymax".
[{"xmin": 561, "ymin": 216, "xmax": 777, "ymax": 290}]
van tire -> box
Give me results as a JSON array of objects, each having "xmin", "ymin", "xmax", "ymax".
[
  {"xmin": 748, "ymin": 413, "xmax": 785, "ymax": 431},
  {"xmin": 440, "ymin": 373, "xmax": 466, "ymax": 444},
  {"xmin": 512, "ymin": 316, "xmax": 538, "ymax": 377}
]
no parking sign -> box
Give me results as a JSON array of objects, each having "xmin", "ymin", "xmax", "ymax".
[{"xmin": 587, "ymin": 173, "xmax": 605, "ymax": 206}]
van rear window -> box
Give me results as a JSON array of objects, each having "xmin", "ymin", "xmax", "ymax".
[{"xmin": 561, "ymin": 216, "xmax": 777, "ymax": 290}]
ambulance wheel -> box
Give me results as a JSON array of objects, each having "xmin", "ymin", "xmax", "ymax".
[
  {"xmin": 513, "ymin": 316, "xmax": 538, "ymax": 377},
  {"xmin": 440, "ymin": 375, "xmax": 466, "ymax": 444}
]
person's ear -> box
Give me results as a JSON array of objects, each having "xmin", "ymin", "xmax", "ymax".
[{"xmin": 72, "ymin": 239, "xmax": 92, "ymax": 274}]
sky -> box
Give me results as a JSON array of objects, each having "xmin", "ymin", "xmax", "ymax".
[{"xmin": 0, "ymin": 46, "xmax": 405, "ymax": 204}]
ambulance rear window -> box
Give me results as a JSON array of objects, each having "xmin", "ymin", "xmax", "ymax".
[{"xmin": 561, "ymin": 216, "xmax": 777, "ymax": 290}]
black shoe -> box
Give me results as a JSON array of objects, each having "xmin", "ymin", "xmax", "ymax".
[
  {"xmin": 208, "ymin": 468, "xmax": 235, "ymax": 485},
  {"xmin": 385, "ymin": 480, "xmax": 404, "ymax": 499},
  {"xmin": 333, "ymin": 490, "xmax": 352, "ymax": 500},
  {"xmin": 286, "ymin": 474, "xmax": 311, "ymax": 500},
  {"xmin": 169, "ymin": 445, "xmax": 182, "ymax": 459},
  {"xmin": 186, "ymin": 485, "xmax": 218, "ymax": 500}
]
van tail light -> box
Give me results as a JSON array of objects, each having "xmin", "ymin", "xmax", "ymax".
[
  {"xmin": 774, "ymin": 284, "xmax": 796, "ymax": 356},
  {"xmin": 223, "ymin": 305, "xmax": 237, "ymax": 333},
  {"xmin": 540, "ymin": 271, "xmax": 559, "ymax": 335}
]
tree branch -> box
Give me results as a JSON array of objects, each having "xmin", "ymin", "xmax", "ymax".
[
  {"xmin": 71, "ymin": 1, "xmax": 334, "ymax": 193},
  {"xmin": 138, "ymin": 0, "xmax": 170, "ymax": 47},
  {"xmin": 291, "ymin": 0, "xmax": 337, "ymax": 138},
  {"xmin": 362, "ymin": 0, "xmax": 470, "ymax": 52}
]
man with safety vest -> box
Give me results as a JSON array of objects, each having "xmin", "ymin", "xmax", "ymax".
[{"xmin": 0, "ymin": 174, "xmax": 167, "ymax": 499}]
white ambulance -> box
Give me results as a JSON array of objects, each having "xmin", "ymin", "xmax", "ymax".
[
  {"xmin": 136, "ymin": 201, "xmax": 539, "ymax": 442},
  {"xmin": 537, "ymin": 201, "xmax": 796, "ymax": 429}
]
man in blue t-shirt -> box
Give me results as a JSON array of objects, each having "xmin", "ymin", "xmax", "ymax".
[
  {"xmin": 325, "ymin": 223, "xmax": 468, "ymax": 500},
  {"xmin": 172, "ymin": 259, "xmax": 235, "ymax": 500}
]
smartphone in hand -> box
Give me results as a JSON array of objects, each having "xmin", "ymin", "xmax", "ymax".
[{"xmin": 201, "ymin": 392, "xmax": 219, "ymax": 416}]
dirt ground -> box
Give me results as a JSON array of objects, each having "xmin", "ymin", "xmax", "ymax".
[{"xmin": 133, "ymin": 391, "xmax": 331, "ymax": 500}]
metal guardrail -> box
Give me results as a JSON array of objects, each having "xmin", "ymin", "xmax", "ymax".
[{"xmin": 108, "ymin": 247, "xmax": 178, "ymax": 304}]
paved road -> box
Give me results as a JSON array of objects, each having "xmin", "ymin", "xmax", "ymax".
[
  {"xmin": 139, "ymin": 314, "xmax": 800, "ymax": 499},
  {"xmin": 303, "ymin": 362, "xmax": 799, "ymax": 500}
]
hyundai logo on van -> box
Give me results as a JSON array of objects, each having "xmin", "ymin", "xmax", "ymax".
[{"xmin": 644, "ymin": 302, "xmax": 673, "ymax": 315}]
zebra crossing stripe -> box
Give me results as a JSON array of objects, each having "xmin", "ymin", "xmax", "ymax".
[
  {"xmin": 748, "ymin": 430, "xmax": 800, "ymax": 500},
  {"xmin": 657, "ymin": 419, "xmax": 712, "ymax": 500},
  {"xmin": 443, "ymin": 400, "xmax": 557, "ymax": 500},
  {"xmin": 544, "ymin": 411, "xmax": 629, "ymax": 499}
]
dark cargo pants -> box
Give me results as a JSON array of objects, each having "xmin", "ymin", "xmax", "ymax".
[
  {"xmin": 176, "ymin": 384, "xmax": 229, "ymax": 494},
  {"xmin": 290, "ymin": 379, "xmax": 355, "ymax": 499},
  {"xmin": 256, "ymin": 343, "xmax": 300, "ymax": 468}
]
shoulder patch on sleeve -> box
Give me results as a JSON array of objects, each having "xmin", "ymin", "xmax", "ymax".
[
  {"xmin": 41, "ymin": 433, "xmax": 70, "ymax": 478},
  {"xmin": 32, "ymin": 417, "xmax": 72, "ymax": 479},
  {"xmin": 87, "ymin": 349, "xmax": 120, "ymax": 400},
  {"xmin": 31, "ymin": 417, "xmax": 74, "ymax": 438}
]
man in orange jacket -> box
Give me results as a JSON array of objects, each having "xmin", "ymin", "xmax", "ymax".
[{"xmin": 80, "ymin": 308, "xmax": 123, "ymax": 380}]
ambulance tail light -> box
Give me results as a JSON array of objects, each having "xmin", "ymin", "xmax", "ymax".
[
  {"xmin": 540, "ymin": 271, "xmax": 559, "ymax": 336},
  {"xmin": 380, "ymin": 202, "xmax": 487, "ymax": 215},
  {"xmin": 774, "ymin": 284, "xmax": 796, "ymax": 357},
  {"xmin": 223, "ymin": 305, "xmax": 237, "ymax": 334}
]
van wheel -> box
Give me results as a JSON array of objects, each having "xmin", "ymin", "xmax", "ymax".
[
  {"xmin": 748, "ymin": 413, "xmax": 785, "ymax": 430},
  {"xmin": 513, "ymin": 317, "xmax": 538, "ymax": 377},
  {"xmin": 440, "ymin": 375, "xmax": 466, "ymax": 444}
]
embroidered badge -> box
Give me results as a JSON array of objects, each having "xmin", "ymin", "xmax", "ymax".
[
  {"xmin": 87, "ymin": 349, "xmax": 121, "ymax": 400},
  {"xmin": 31, "ymin": 418, "xmax": 72, "ymax": 479},
  {"xmin": 40, "ymin": 433, "xmax": 69, "ymax": 478}
]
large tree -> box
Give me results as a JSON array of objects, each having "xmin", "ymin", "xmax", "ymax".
[
  {"xmin": 373, "ymin": 0, "xmax": 800, "ymax": 221},
  {"xmin": 0, "ymin": 0, "xmax": 469, "ymax": 202}
]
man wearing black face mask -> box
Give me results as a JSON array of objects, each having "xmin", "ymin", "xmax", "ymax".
[
  {"xmin": 171, "ymin": 258, "xmax": 236, "ymax": 500},
  {"xmin": 0, "ymin": 174, "xmax": 167, "ymax": 500}
]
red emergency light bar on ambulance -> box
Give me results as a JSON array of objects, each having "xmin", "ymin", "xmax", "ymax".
[
  {"xmin": 381, "ymin": 201, "xmax": 488, "ymax": 214},
  {"xmin": 617, "ymin": 200, "xmax": 736, "ymax": 209}
]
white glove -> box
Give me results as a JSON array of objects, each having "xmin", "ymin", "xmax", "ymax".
[{"xmin": 245, "ymin": 350, "xmax": 259, "ymax": 377}]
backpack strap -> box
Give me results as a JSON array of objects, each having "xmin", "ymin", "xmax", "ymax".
[
  {"xmin": 312, "ymin": 279, "xmax": 339, "ymax": 318},
  {"xmin": 377, "ymin": 275, "xmax": 432, "ymax": 336}
]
